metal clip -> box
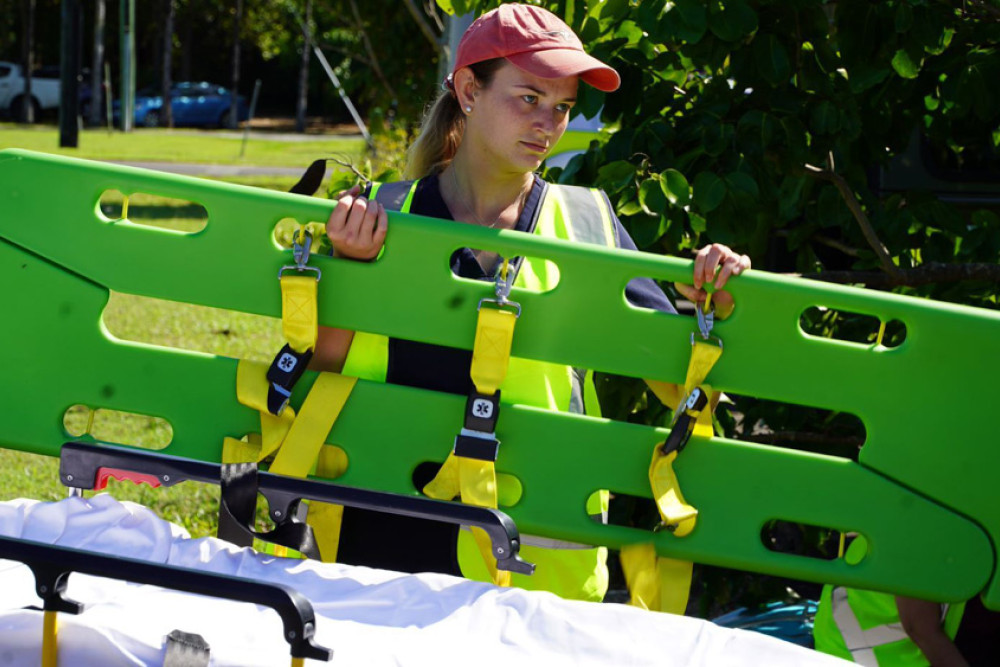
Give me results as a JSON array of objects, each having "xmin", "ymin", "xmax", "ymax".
[
  {"xmin": 696, "ymin": 300, "xmax": 714, "ymax": 339},
  {"xmin": 278, "ymin": 229, "xmax": 322, "ymax": 280},
  {"xmin": 293, "ymin": 229, "xmax": 312, "ymax": 268},
  {"xmin": 494, "ymin": 259, "xmax": 516, "ymax": 305},
  {"xmin": 477, "ymin": 258, "xmax": 521, "ymax": 316}
]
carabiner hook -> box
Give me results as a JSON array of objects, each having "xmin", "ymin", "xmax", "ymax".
[
  {"xmin": 292, "ymin": 229, "xmax": 313, "ymax": 270},
  {"xmin": 696, "ymin": 299, "xmax": 714, "ymax": 339},
  {"xmin": 278, "ymin": 228, "xmax": 322, "ymax": 281},
  {"xmin": 494, "ymin": 258, "xmax": 515, "ymax": 306}
]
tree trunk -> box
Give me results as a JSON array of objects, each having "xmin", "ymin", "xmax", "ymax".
[
  {"xmin": 88, "ymin": 0, "xmax": 104, "ymax": 126},
  {"xmin": 161, "ymin": 0, "xmax": 174, "ymax": 128},
  {"xmin": 295, "ymin": 0, "xmax": 311, "ymax": 133},
  {"xmin": 228, "ymin": 0, "xmax": 243, "ymax": 129},
  {"xmin": 20, "ymin": 0, "xmax": 35, "ymax": 124},
  {"xmin": 180, "ymin": 18, "xmax": 192, "ymax": 81}
]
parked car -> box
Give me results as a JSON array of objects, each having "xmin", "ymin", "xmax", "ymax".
[
  {"xmin": 0, "ymin": 61, "xmax": 60, "ymax": 121},
  {"xmin": 113, "ymin": 81, "xmax": 248, "ymax": 128}
]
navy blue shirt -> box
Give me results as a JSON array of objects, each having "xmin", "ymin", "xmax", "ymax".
[
  {"xmin": 335, "ymin": 174, "xmax": 675, "ymax": 575},
  {"xmin": 386, "ymin": 173, "xmax": 676, "ymax": 394}
]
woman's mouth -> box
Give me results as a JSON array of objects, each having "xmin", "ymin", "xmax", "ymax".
[{"xmin": 522, "ymin": 141, "xmax": 549, "ymax": 154}]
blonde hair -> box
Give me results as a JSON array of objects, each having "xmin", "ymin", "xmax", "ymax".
[{"xmin": 405, "ymin": 59, "xmax": 505, "ymax": 179}]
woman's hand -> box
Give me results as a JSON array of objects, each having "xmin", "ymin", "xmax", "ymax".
[
  {"xmin": 674, "ymin": 243, "xmax": 751, "ymax": 319},
  {"xmin": 326, "ymin": 184, "xmax": 388, "ymax": 261}
]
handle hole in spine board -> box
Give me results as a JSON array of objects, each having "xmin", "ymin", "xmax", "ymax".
[
  {"xmin": 97, "ymin": 190, "xmax": 208, "ymax": 234},
  {"xmin": 799, "ymin": 306, "xmax": 906, "ymax": 349},
  {"xmin": 63, "ymin": 404, "xmax": 173, "ymax": 450}
]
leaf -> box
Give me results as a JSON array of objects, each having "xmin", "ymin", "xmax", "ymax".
[
  {"xmin": 894, "ymin": 2, "xmax": 913, "ymax": 33},
  {"xmin": 435, "ymin": 0, "xmax": 456, "ymax": 17},
  {"xmin": 598, "ymin": 160, "xmax": 637, "ymax": 192},
  {"xmin": 662, "ymin": 0, "xmax": 708, "ymax": 44},
  {"xmin": 693, "ymin": 172, "xmax": 726, "ymax": 213},
  {"xmin": 891, "ymin": 48, "xmax": 920, "ymax": 79},
  {"xmin": 628, "ymin": 214, "xmax": 668, "ymax": 248},
  {"xmin": 617, "ymin": 196, "xmax": 644, "ymax": 217},
  {"xmin": 639, "ymin": 176, "xmax": 669, "ymax": 216},
  {"xmin": 689, "ymin": 211, "xmax": 707, "ymax": 234},
  {"xmin": 707, "ymin": 0, "xmax": 758, "ymax": 43},
  {"xmin": 752, "ymin": 33, "xmax": 791, "ymax": 87},
  {"xmin": 724, "ymin": 171, "xmax": 759, "ymax": 199},
  {"xmin": 810, "ymin": 101, "xmax": 840, "ymax": 135},
  {"xmin": 661, "ymin": 169, "xmax": 691, "ymax": 206}
]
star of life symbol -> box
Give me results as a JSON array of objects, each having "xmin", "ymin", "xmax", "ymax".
[
  {"xmin": 278, "ymin": 352, "xmax": 298, "ymax": 373},
  {"xmin": 472, "ymin": 398, "xmax": 494, "ymax": 419}
]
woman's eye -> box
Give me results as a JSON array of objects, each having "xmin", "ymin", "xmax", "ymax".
[
  {"xmin": 556, "ymin": 103, "xmax": 572, "ymax": 113},
  {"xmin": 522, "ymin": 95, "xmax": 538, "ymax": 104}
]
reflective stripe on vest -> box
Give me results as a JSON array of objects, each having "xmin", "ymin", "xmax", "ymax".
[{"xmin": 830, "ymin": 586, "xmax": 910, "ymax": 666}]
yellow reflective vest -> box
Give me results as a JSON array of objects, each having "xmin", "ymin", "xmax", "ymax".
[
  {"xmin": 342, "ymin": 178, "xmax": 618, "ymax": 601},
  {"xmin": 813, "ymin": 538, "xmax": 966, "ymax": 665}
]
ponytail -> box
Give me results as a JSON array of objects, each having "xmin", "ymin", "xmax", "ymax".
[
  {"xmin": 404, "ymin": 58, "xmax": 506, "ymax": 179},
  {"xmin": 405, "ymin": 92, "xmax": 465, "ymax": 179}
]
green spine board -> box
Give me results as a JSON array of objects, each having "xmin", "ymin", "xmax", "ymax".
[{"xmin": 1, "ymin": 149, "xmax": 997, "ymax": 607}]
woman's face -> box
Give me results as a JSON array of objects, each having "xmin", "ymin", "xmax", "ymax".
[{"xmin": 461, "ymin": 61, "xmax": 579, "ymax": 175}]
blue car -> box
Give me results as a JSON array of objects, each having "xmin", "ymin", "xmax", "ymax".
[{"xmin": 114, "ymin": 81, "xmax": 248, "ymax": 128}]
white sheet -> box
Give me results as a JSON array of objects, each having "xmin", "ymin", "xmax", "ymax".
[{"xmin": 0, "ymin": 495, "xmax": 846, "ymax": 666}]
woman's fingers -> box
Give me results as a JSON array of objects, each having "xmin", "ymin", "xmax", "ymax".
[
  {"xmin": 693, "ymin": 243, "xmax": 751, "ymax": 290},
  {"xmin": 326, "ymin": 191, "xmax": 386, "ymax": 261}
]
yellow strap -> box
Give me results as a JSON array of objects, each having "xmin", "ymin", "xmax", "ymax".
[
  {"xmin": 469, "ymin": 306, "xmax": 517, "ymax": 394},
  {"xmin": 232, "ymin": 362, "xmax": 356, "ymax": 561},
  {"xmin": 269, "ymin": 373, "xmax": 356, "ymax": 477},
  {"xmin": 280, "ymin": 274, "xmax": 319, "ymax": 354},
  {"xmin": 649, "ymin": 449, "xmax": 699, "ymax": 536},
  {"xmin": 424, "ymin": 301, "xmax": 518, "ymax": 587},
  {"xmin": 620, "ymin": 544, "xmax": 694, "ymax": 615},
  {"xmin": 41, "ymin": 610, "xmax": 58, "ymax": 667},
  {"xmin": 627, "ymin": 334, "xmax": 721, "ymax": 612},
  {"xmin": 423, "ymin": 452, "xmax": 461, "ymax": 500},
  {"xmin": 684, "ymin": 340, "xmax": 723, "ymax": 393},
  {"xmin": 236, "ymin": 360, "xmax": 296, "ymax": 461}
]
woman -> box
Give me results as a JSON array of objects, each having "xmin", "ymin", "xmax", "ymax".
[{"xmin": 314, "ymin": 3, "xmax": 750, "ymax": 602}]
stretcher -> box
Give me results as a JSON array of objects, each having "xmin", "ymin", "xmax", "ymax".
[
  {"xmin": 0, "ymin": 494, "xmax": 846, "ymax": 665},
  {"xmin": 0, "ymin": 147, "xmax": 998, "ymax": 658}
]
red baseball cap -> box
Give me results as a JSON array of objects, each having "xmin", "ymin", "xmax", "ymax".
[{"xmin": 451, "ymin": 4, "xmax": 620, "ymax": 93}]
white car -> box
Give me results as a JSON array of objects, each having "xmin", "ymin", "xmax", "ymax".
[{"xmin": 0, "ymin": 62, "xmax": 61, "ymax": 121}]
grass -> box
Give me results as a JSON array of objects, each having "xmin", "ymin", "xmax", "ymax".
[
  {"xmin": 0, "ymin": 122, "xmax": 365, "ymax": 167},
  {"xmin": 0, "ymin": 285, "xmax": 285, "ymax": 537},
  {"xmin": 0, "ymin": 284, "xmax": 285, "ymax": 536},
  {"xmin": 0, "ymin": 145, "xmax": 311, "ymax": 537}
]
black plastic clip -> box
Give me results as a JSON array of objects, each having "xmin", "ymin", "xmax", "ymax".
[
  {"xmin": 266, "ymin": 344, "xmax": 314, "ymax": 415},
  {"xmin": 659, "ymin": 386, "xmax": 710, "ymax": 456}
]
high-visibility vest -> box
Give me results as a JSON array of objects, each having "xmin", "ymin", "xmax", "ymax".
[
  {"xmin": 342, "ymin": 178, "xmax": 619, "ymax": 601},
  {"xmin": 813, "ymin": 539, "xmax": 966, "ymax": 665}
]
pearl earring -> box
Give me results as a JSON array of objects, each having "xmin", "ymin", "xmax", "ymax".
[{"xmin": 465, "ymin": 106, "xmax": 472, "ymax": 113}]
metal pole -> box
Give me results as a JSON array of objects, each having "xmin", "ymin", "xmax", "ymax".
[
  {"xmin": 104, "ymin": 61, "xmax": 113, "ymax": 134},
  {"xmin": 240, "ymin": 78, "xmax": 261, "ymax": 159},
  {"xmin": 120, "ymin": 0, "xmax": 135, "ymax": 131},
  {"xmin": 312, "ymin": 45, "xmax": 372, "ymax": 149}
]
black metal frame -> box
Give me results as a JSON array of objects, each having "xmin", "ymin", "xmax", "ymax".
[
  {"xmin": 59, "ymin": 441, "xmax": 534, "ymax": 574},
  {"xmin": 0, "ymin": 534, "xmax": 333, "ymax": 661}
]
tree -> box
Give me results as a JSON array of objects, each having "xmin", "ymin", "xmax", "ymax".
[
  {"xmin": 161, "ymin": 0, "xmax": 175, "ymax": 128},
  {"xmin": 19, "ymin": 0, "xmax": 35, "ymax": 123},
  {"xmin": 228, "ymin": 0, "xmax": 243, "ymax": 129},
  {"xmin": 295, "ymin": 0, "xmax": 311, "ymax": 133},
  {"xmin": 87, "ymin": 0, "xmax": 104, "ymax": 127},
  {"xmin": 444, "ymin": 0, "xmax": 1000, "ymax": 610}
]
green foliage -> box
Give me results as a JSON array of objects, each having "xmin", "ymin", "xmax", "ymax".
[{"xmin": 459, "ymin": 0, "xmax": 1000, "ymax": 610}]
